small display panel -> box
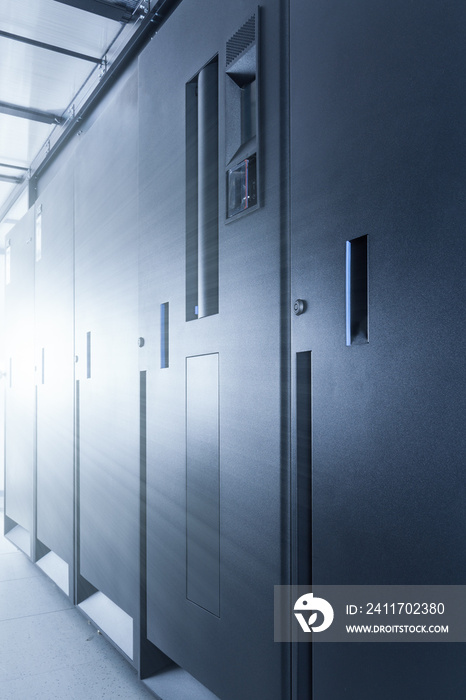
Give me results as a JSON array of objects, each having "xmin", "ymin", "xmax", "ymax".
[{"xmin": 227, "ymin": 154, "xmax": 257, "ymax": 218}]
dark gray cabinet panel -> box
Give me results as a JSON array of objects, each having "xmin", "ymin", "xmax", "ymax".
[
  {"xmin": 35, "ymin": 164, "xmax": 75, "ymax": 572},
  {"xmin": 290, "ymin": 0, "xmax": 466, "ymax": 697},
  {"xmin": 74, "ymin": 73, "xmax": 140, "ymax": 627},
  {"xmin": 4, "ymin": 209, "xmax": 35, "ymax": 549},
  {"xmin": 139, "ymin": 1, "xmax": 288, "ymax": 697}
]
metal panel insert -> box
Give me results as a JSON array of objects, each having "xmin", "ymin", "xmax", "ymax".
[{"xmin": 186, "ymin": 353, "xmax": 220, "ymax": 616}]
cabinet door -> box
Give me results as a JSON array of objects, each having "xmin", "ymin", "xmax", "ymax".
[
  {"xmin": 35, "ymin": 164, "xmax": 75, "ymax": 594},
  {"xmin": 4, "ymin": 209, "xmax": 35, "ymax": 556},
  {"xmin": 75, "ymin": 73, "xmax": 139, "ymax": 660},
  {"xmin": 290, "ymin": 0, "xmax": 466, "ymax": 697},
  {"xmin": 139, "ymin": 1, "xmax": 288, "ymax": 698}
]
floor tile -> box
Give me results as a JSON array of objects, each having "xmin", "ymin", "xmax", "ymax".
[
  {"xmin": 0, "ymin": 535, "xmax": 17, "ymax": 554},
  {"xmin": 0, "ymin": 657, "xmax": 155, "ymax": 700},
  {"xmin": 0, "ymin": 575, "xmax": 73, "ymax": 622},
  {"xmin": 0, "ymin": 504, "xmax": 155, "ymax": 699},
  {"xmin": 0, "ymin": 551, "xmax": 41, "ymax": 582}
]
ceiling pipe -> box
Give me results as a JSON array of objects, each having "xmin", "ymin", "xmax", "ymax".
[
  {"xmin": 0, "ymin": 101, "xmax": 64, "ymax": 125},
  {"xmin": 0, "ymin": 29, "xmax": 102, "ymax": 63}
]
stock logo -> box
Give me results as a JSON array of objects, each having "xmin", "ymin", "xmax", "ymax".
[{"xmin": 294, "ymin": 593, "xmax": 334, "ymax": 633}]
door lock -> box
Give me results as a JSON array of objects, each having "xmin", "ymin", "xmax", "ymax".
[{"xmin": 293, "ymin": 299, "xmax": 306, "ymax": 316}]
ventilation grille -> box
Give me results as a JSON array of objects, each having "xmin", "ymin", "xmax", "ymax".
[{"xmin": 226, "ymin": 15, "xmax": 256, "ymax": 67}]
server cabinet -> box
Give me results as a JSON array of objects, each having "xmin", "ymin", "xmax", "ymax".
[
  {"xmin": 34, "ymin": 163, "xmax": 75, "ymax": 597},
  {"xmin": 4, "ymin": 209, "xmax": 35, "ymax": 557},
  {"xmin": 74, "ymin": 72, "xmax": 140, "ymax": 662},
  {"xmin": 138, "ymin": 1, "xmax": 289, "ymax": 698},
  {"xmin": 290, "ymin": 0, "xmax": 466, "ymax": 697}
]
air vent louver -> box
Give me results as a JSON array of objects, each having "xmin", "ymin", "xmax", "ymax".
[{"xmin": 226, "ymin": 15, "xmax": 255, "ymax": 67}]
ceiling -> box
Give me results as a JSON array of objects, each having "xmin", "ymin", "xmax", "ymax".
[{"xmin": 0, "ymin": 0, "xmax": 174, "ymax": 242}]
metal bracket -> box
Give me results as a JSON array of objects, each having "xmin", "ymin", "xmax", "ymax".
[
  {"xmin": 138, "ymin": 0, "xmax": 150, "ymax": 19},
  {"xmin": 99, "ymin": 56, "xmax": 108, "ymax": 80}
]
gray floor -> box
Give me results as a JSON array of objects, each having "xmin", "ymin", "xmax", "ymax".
[{"xmin": 0, "ymin": 496, "xmax": 154, "ymax": 700}]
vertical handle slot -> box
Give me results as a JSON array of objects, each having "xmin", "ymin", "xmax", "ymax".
[
  {"xmin": 197, "ymin": 60, "xmax": 219, "ymax": 318},
  {"xmin": 346, "ymin": 235, "xmax": 369, "ymax": 345},
  {"xmin": 296, "ymin": 351, "xmax": 312, "ymax": 586},
  {"xmin": 295, "ymin": 352, "xmax": 312, "ymax": 698},
  {"xmin": 86, "ymin": 332, "xmax": 91, "ymax": 379},
  {"xmin": 186, "ymin": 57, "xmax": 219, "ymax": 321},
  {"xmin": 160, "ymin": 302, "xmax": 169, "ymax": 369},
  {"xmin": 35, "ymin": 205, "xmax": 42, "ymax": 262},
  {"xmin": 5, "ymin": 241, "xmax": 11, "ymax": 285}
]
